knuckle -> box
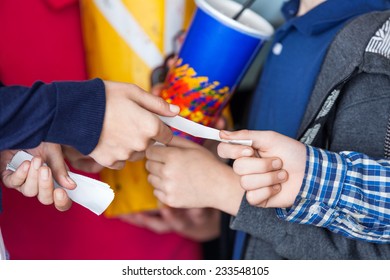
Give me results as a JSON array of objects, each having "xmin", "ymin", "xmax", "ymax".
[
  {"xmin": 147, "ymin": 174, "xmax": 155, "ymax": 185},
  {"xmin": 232, "ymin": 160, "xmax": 243, "ymax": 175},
  {"xmin": 100, "ymin": 157, "xmax": 117, "ymax": 168},
  {"xmin": 161, "ymin": 166, "xmax": 173, "ymax": 179},
  {"xmin": 10, "ymin": 177, "xmax": 22, "ymax": 188},
  {"xmin": 164, "ymin": 182, "xmax": 175, "ymax": 194},
  {"xmin": 132, "ymin": 139, "xmax": 149, "ymax": 152},
  {"xmin": 164, "ymin": 195, "xmax": 176, "ymax": 208},
  {"xmin": 154, "ymin": 96, "xmax": 169, "ymax": 111},
  {"xmin": 246, "ymin": 191, "xmax": 258, "ymax": 205},
  {"xmin": 266, "ymin": 131, "xmax": 279, "ymax": 142},
  {"xmin": 143, "ymin": 119, "xmax": 160, "ymax": 138},
  {"xmin": 240, "ymin": 176, "xmax": 251, "ymax": 189}
]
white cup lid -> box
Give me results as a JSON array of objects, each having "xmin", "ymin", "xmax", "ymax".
[{"xmin": 195, "ymin": 0, "xmax": 275, "ymax": 39}]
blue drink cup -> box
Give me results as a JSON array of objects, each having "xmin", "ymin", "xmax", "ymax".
[{"xmin": 162, "ymin": 0, "xmax": 274, "ymax": 143}]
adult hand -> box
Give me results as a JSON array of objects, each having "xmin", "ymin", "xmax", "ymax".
[
  {"xmin": 89, "ymin": 81, "xmax": 180, "ymax": 169},
  {"xmin": 0, "ymin": 142, "xmax": 74, "ymax": 211},
  {"xmin": 145, "ymin": 136, "xmax": 244, "ymax": 216},
  {"xmin": 218, "ymin": 130, "xmax": 306, "ymax": 208},
  {"xmin": 119, "ymin": 207, "xmax": 221, "ymax": 242}
]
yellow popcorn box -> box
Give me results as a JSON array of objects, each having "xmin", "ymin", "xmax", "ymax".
[{"xmin": 80, "ymin": 0, "xmax": 196, "ymax": 216}]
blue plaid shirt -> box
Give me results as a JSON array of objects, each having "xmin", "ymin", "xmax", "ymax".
[{"xmin": 276, "ymin": 146, "xmax": 390, "ymax": 243}]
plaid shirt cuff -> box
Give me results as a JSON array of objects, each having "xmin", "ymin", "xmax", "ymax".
[
  {"xmin": 276, "ymin": 146, "xmax": 390, "ymax": 243},
  {"xmin": 276, "ymin": 145, "xmax": 347, "ymax": 227}
]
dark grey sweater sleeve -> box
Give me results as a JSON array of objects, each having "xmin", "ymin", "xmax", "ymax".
[{"xmin": 231, "ymin": 196, "xmax": 390, "ymax": 259}]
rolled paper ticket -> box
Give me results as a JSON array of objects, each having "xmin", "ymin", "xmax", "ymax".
[
  {"xmin": 6, "ymin": 151, "xmax": 115, "ymax": 215},
  {"xmin": 159, "ymin": 115, "xmax": 253, "ymax": 146}
]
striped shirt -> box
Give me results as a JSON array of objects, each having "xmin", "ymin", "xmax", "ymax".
[{"xmin": 276, "ymin": 146, "xmax": 390, "ymax": 243}]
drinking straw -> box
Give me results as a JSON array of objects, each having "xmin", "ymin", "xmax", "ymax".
[{"xmin": 232, "ymin": 0, "xmax": 256, "ymax": 20}]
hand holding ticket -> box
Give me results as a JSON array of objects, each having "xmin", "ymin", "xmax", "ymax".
[
  {"xmin": 158, "ymin": 115, "xmax": 253, "ymax": 146},
  {"xmin": 6, "ymin": 151, "xmax": 114, "ymax": 215}
]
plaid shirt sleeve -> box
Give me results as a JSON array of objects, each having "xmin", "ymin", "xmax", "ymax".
[{"xmin": 276, "ymin": 145, "xmax": 390, "ymax": 243}]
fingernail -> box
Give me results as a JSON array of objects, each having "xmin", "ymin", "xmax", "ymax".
[
  {"xmin": 278, "ymin": 170, "xmax": 287, "ymax": 180},
  {"xmin": 272, "ymin": 159, "xmax": 282, "ymax": 169},
  {"xmin": 169, "ymin": 104, "xmax": 180, "ymax": 114},
  {"xmin": 40, "ymin": 168, "xmax": 49, "ymax": 181},
  {"xmin": 65, "ymin": 175, "xmax": 76, "ymax": 186},
  {"xmin": 32, "ymin": 158, "xmax": 41, "ymax": 170},
  {"xmin": 272, "ymin": 184, "xmax": 281, "ymax": 191},
  {"xmin": 241, "ymin": 148, "xmax": 253, "ymax": 157},
  {"xmin": 55, "ymin": 190, "xmax": 65, "ymax": 200}
]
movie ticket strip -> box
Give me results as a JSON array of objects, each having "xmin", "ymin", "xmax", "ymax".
[{"xmin": 6, "ymin": 151, "xmax": 115, "ymax": 215}]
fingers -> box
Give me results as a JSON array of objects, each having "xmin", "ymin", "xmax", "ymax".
[
  {"xmin": 218, "ymin": 142, "xmax": 254, "ymax": 159},
  {"xmin": 53, "ymin": 188, "xmax": 72, "ymax": 211},
  {"xmin": 153, "ymin": 189, "xmax": 167, "ymax": 206},
  {"xmin": 145, "ymin": 144, "xmax": 173, "ymax": 162},
  {"xmin": 145, "ymin": 160, "xmax": 164, "ymax": 177},
  {"xmin": 220, "ymin": 129, "xmax": 288, "ymax": 152},
  {"xmin": 120, "ymin": 212, "xmax": 173, "ymax": 234},
  {"xmin": 233, "ymin": 157, "xmax": 282, "ymax": 175},
  {"xmin": 45, "ymin": 146, "xmax": 76, "ymax": 190},
  {"xmin": 219, "ymin": 129, "xmax": 255, "ymax": 142},
  {"xmin": 1, "ymin": 161, "xmax": 30, "ymax": 191},
  {"xmin": 246, "ymin": 185, "xmax": 282, "ymax": 207},
  {"xmin": 133, "ymin": 87, "xmax": 180, "ymax": 117},
  {"xmin": 37, "ymin": 165, "xmax": 72, "ymax": 211},
  {"xmin": 63, "ymin": 146, "xmax": 104, "ymax": 174},
  {"xmin": 128, "ymin": 151, "xmax": 146, "ymax": 162},
  {"xmin": 239, "ymin": 170, "xmax": 288, "ymax": 191},
  {"xmin": 150, "ymin": 118, "xmax": 174, "ymax": 145},
  {"xmin": 119, "ymin": 213, "xmax": 144, "ymax": 226},
  {"xmin": 2, "ymin": 153, "xmax": 72, "ymax": 210},
  {"xmin": 36, "ymin": 166, "xmax": 54, "ymax": 205},
  {"xmin": 129, "ymin": 88, "xmax": 179, "ymax": 145},
  {"xmin": 159, "ymin": 207, "xmax": 188, "ymax": 233},
  {"xmin": 147, "ymin": 174, "xmax": 163, "ymax": 191},
  {"xmin": 232, "ymin": 157, "xmax": 287, "ymax": 190},
  {"xmin": 136, "ymin": 212, "xmax": 173, "ymax": 234},
  {"xmin": 21, "ymin": 157, "xmax": 42, "ymax": 197}
]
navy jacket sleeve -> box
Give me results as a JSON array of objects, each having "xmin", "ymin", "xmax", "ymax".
[{"xmin": 0, "ymin": 78, "xmax": 105, "ymax": 155}]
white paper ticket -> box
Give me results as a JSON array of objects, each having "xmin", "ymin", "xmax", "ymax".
[
  {"xmin": 6, "ymin": 151, "xmax": 114, "ymax": 215},
  {"xmin": 158, "ymin": 115, "xmax": 253, "ymax": 146}
]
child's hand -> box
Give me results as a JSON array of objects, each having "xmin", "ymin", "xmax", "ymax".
[
  {"xmin": 218, "ymin": 130, "xmax": 306, "ymax": 208},
  {"xmin": 145, "ymin": 136, "xmax": 244, "ymax": 216}
]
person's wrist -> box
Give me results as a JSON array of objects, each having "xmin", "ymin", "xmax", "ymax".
[{"xmin": 212, "ymin": 165, "xmax": 243, "ymax": 216}]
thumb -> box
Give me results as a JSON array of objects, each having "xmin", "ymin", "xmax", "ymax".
[{"xmin": 220, "ymin": 130, "xmax": 276, "ymax": 151}]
